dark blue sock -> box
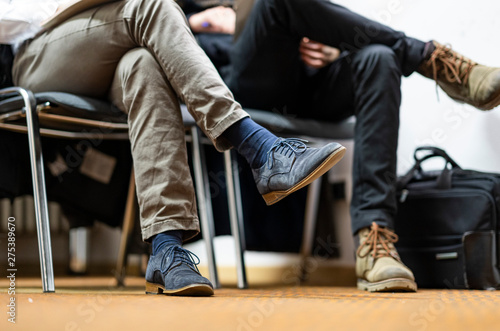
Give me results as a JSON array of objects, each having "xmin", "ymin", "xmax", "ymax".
[
  {"xmin": 152, "ymin": 230, "xmax": 183, "ymax": 255},
  {"xmin": 222, "ymin": 118, "xmax": 278, "ymax": 168}
]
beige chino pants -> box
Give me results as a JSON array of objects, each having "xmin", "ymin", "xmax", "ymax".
[{"xmin": 12, "ymin": 0, "xmax": 248, "ymax": 241}]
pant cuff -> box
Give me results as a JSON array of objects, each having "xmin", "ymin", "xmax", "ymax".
[
  {"xmin": 350, "ymin": 210, "xmax": 394, "ymax": 235},
  {"xmin": 141, "ymin": 218, "xmax": 200, "ymax": 242},
  {"xmin": 209, "ymin": 108, "xmax": 250, "ymax": 152}
]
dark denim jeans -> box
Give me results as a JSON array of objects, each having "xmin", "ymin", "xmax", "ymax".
[{"xmin": 224, "ymin": 0, "xmax": 428, "ymax": 234}]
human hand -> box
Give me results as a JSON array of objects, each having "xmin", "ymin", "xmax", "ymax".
[
  {"xmin": 188, "ymin": 6, "xmax": 236, "ymax": 35},
  {"xmin": 299, "ymin": 38, "xmax": 341, "ymax": 69}
]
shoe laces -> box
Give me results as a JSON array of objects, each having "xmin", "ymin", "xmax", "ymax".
[
  {"xmin": 160, "ymin": 245, "xmax": 201, "ymax": 274},
  {"xmin": 356, "ymin": 222, "xmax": 401, "ymax": 261},
  {"xmin": 425, "ymin": 43, "xmax": 476, "ymax": 86},
  {"xmin": 266, "ymin": 138, "xmax": 308, "ymax": 169}
]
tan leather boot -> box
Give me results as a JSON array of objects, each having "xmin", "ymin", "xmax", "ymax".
[
  {"xmin": 418, "ymin": 41, "xmax": 500, "ymax": 110},
  {"xmin": 356, "ymin": 222, "xmax": 417, "ymax": 292}
]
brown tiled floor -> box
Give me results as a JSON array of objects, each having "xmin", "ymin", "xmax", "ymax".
[{"xmin": 1, "ymin": 277, "xmax": 500, "ymax": 331}]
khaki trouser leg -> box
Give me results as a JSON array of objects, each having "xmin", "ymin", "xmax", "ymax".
[
  {"xmin": 12, "ymin": 0, "xmax": 248, "ymax": 241},
  {"xmin": 110, "ymin": 48, "xmax": 200, "ymax": 241}
]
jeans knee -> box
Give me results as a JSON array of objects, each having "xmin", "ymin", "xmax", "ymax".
[
  {"xmin": 350, "ymin": 45, "xmax": 402, "ymax": 117},
  {"xmin": 353, "ymin": 44, "xmax": 401, "ymax": 74}
]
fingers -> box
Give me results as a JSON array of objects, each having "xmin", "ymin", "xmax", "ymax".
[
  {"xmin": 300, "ymin": 54, "xmax": 328, "ymax": 69},
  {"xmin": 299, "ymin": 38, "xmax": 328, "ymax": 69},
  {"xmin": 203, "ymin": 6, "xmax": 236, "ymax": 34},
  {"xmin": 189, "ymin": 6, "xmax": 235, "ymax": 34},
  {"xmin": 300, "ymin": 37, "xmax": 323, "ymax": 52},
  {"xmin": 300, "ymin": 56, "xmax": 327, "ymax": 69},
  {"xmin": 299, "ymin": 43, "xmax": 325, "ymax": 60},
  {"xmin": 299, "ymin": 38, "xmax": 341, "ymax": 69}
]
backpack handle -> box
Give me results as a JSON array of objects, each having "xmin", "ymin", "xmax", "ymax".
[
  {"xmin": 398, "ymin": 146, "xmax": 462, "ymax": 190},
  {"xmin": 413, "ymin": 146, "xmax": 461, "ymax": 169}
]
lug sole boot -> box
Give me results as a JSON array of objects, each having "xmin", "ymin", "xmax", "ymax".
[
  {"xmin": 418, "ymin": 41, "xmax": 500, "ymax": 110},
  {"xmin": 356, "ymin": 222, "xmax": 417, "ymax": 292}
]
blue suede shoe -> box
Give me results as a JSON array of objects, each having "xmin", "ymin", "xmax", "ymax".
[
  {"xmin": 252, "ymin": 138, "xmax": 346, "ymax": 205},
  {"xmin": 145, "ymin": 245, "xmax": 214, "ymax": 296}
]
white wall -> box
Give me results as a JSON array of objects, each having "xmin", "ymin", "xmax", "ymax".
[{"xmin": 333, "ymin": 0, "xmax": 500, "ymax": 175}]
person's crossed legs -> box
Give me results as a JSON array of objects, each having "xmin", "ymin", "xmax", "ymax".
[
  {"xmin": 12, "ymin": 0, "xmax": 346, "ymax": 296},
  {"xmin": 225, "ymin": 0, "xmax": 500, "ymax": 292}
]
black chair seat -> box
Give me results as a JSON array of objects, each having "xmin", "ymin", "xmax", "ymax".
[
  {"xmin": 0, "ymin": 92, "xmax": 126, "ymax": 123},
  {"xmin": 245, "ymin": 108, "xmax": 355, "ymax": 140},
  {"xmin": 1, "ymin": 92, "xmax": 356, "ymax": 139},
  {"xmin": 0, "ymin": 93, "xmax": 201, "ymax": 128}
]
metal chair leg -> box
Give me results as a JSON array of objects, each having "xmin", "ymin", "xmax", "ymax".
[
  {"xmin": 19, "ymin": 87, "xmax": 55, "ymax": 293},
  {"xmin": 299, "ymin": 178, "xmax": 322, "ymax": 282},
  {"xmin": 115, "ymin": 170, "xmax": 136, "ymax": 286},
  {"xmin": 190, "ymin": 127, "xmax": 220, "ymax": 288},
  {"xmin": 224, "ymin": 150, "xmax": 248, "ymax": 289}
]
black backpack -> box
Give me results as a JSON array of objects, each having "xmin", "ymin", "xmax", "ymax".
[
  {"xmin": 0, "ymin": 44, "xmax": 14, "ymax": 89},
  {"xmin": 395, "ymin": 146, "xmax": 500, "ymax": 289}
]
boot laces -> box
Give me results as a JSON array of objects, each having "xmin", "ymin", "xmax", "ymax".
[
  {"xmin": 356, "ymin": 222, "xmax": 401, "ymax": 261},
  {"xmin": 266, "ymin": 138, "xmax": 308, "ymax": 169},
  {"xmin": 426, "ymin": 43, "xmax": 476, "ymax": 86},
  {"xmin": 160, "ymin": 245, "xmax": 201, "ymax": 274}
]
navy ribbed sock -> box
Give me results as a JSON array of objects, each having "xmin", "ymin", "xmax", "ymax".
[
  {"xmin": 222, "ymin": 118, "xmax": 278, "ymax": 168},
  {"xmin": 152, "ymin": 230, "xmax": 183, "ymax": 255}
]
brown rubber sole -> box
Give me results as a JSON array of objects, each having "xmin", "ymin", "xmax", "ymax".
[
  {"xmin": 262, "ymin": 146, "xmax": 346, "ymax": 206},
  {"xmin": 357, "ymin": 278, "xmax": 418, "ymax": 292},
  {"xmin": 145, "ymin": 281, "xmax": 214, "ymax": 296}
]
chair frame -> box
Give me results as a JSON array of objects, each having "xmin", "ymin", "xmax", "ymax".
[
  {"xmin": 0, "ymin": 87, "xmax": 134, "ymax": 292},
  {"xmin": 0, "ymin": 87, "xmax": 244, "ymax": 292},
  {"xmin": 1, "ymin": 87, "xmax": 52, "ymax": 292}
]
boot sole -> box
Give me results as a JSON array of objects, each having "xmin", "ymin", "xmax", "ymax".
[
  {"xmin": 262, "ymin": 146, "xmax": 346, "ymax": 206},
  {"xmin": 145, "ymin": 281, "xmax": 214, "ymax": 296},
  {"xmin": 357, "ymin": 278, "xmax": 418, "ymax": 292}
]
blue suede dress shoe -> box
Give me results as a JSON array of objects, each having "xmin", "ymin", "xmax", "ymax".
[
  {"xmin": 252, "ymin": 138, "xmax": 346, "ymax": 205},
  {"xmin": 145, "ymin": 245, "xmax": 214, "ymax": 296}
]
